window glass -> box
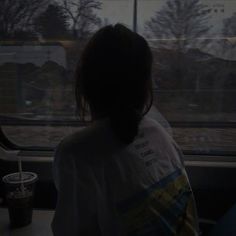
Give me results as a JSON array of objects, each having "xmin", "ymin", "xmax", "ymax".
[
  {"xmin": 0, "ymin": 0, "xmax": 236, "ymax": 154},
  {"xmin": 138, "ymin": 0, "xmax": 236, "ymax": 154}
]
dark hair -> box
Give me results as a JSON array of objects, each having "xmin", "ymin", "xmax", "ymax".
[{"xmin": 75, "ymin": 24, "xmax": 153, "ymax": 144}]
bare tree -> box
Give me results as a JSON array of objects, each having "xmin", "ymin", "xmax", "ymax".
[
  {"xmin": 211, "ymin": 13, "xmax": 236, "ymax": 112},
  {"xmin": 145, "ymin": 0, "xmax": 211, "ymax": 52},
  {"xmin": 34, "ymin": 3, "xmax": 71, "ymax": 40},
  {"xmin": 60, "ymin": 0, "xmax": 101, "ymax": 39},
  {"xmin": 223, "ymin": 13, "xmax": 236, "ymax": 38},
  {"xmin": 0, "ymin": 0, "xmax": 48, "ymax": 40},
  {"xmin": 221, "ymin": 13, "xmax": 236, "ymax": 55}
]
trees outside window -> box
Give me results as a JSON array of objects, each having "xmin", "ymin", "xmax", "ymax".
[
  {"xmin": 221, "ymin": 13, "xmax": 236, "ymax": 58},
  {"xmin": 223, "ymin": 13, "xmax": 236, "ymax": 39},
  {"xmin": 145, "ymin": 0, "xmax": 211, "ymax": 52},
  {"xmin": 34, "ymin": 4, "xmax": 71, "ymax": 40},
  {"xmin": 0, "ymin": 0, "xmax": 48, "ymax": 40},
  {"xmin": 59, "ymin": 0, "xmax": 102, "ymax": 39}
]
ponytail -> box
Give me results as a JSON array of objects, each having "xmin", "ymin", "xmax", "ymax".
[{"xmin": 75, "ymin": 24, "xmax": 153, "ymax": 145}]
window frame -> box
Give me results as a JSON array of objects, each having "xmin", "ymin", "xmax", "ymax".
[{"xmin": 1, "ymin": 116, "xmax": 236, "ymax": 157}]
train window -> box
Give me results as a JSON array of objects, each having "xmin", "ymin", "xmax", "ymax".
[{"xmin": 0, "ymin": 0, "xmax": 235, "ymax": 155}]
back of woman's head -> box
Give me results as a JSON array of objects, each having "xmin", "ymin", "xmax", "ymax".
[{"xmin": 76, "ymin": 24, "xmax": 153, "ymax": 144}]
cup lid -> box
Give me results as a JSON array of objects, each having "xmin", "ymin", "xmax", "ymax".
[{"xmin": 2, "ymin": 172, "xmax": 38, "ymax": 185}]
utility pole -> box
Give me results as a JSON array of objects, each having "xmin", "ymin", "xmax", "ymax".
[{"xmin": 133, "ymin": 0, "xmax": 137, "ymax": 33}]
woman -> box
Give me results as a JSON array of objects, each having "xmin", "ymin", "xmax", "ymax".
[{"xmin": 52, "ymin": 24, "xmax": 199, "ymax": 236}]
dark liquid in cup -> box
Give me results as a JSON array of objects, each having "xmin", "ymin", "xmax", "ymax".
[
  {"xmin": 7, "ymin": 192, "xmax": 33, "ymax": 228},
  {"xmin": 2, "ymin": 172, "xmax": 37, "ymax": 229}
]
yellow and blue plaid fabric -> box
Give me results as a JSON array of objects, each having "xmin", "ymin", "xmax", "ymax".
[{"xmin": 116, "ymin": 168, "xmax": 198, "ymax": 236}]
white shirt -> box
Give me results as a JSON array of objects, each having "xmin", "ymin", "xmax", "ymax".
[{"xmin": 51, "ymin": 116, "xmax": 199, "ymax": 236}]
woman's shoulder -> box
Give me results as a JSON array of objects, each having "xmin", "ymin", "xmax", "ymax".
[
  {"xmin": 54, "ymin": 118, "xmax": 121, "ymax": 166},
  {"xmin": 140, "ymin": 116, "xmax": 173, "ymax": 140},
  {"xmin": 55, "ymin": 124, "xmax": 101, "ymax": 160},
  {"xmin": 140, "ymin": 116, "xmax": 184, "ymax": 166}
]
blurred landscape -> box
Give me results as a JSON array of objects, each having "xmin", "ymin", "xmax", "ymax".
[
  {"xmin": 1, "ymin": 44, "xmax": 235, "ymax": 120},
  {"xmin": 0, "ymin": 0, "xmax": 235, "ymax": 153}
]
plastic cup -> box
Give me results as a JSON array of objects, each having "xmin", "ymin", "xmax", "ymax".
[{"xmin": 2, "ymin": 172, "xmax": 38, "ymax": 228}]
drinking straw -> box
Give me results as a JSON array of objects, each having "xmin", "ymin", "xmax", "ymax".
[{"xmin": 18, "ymin": 156, "xmax": 25, "ymax": 194}]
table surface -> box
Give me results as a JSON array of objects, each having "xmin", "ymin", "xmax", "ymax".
[{"xmin": 0, "ymin": 208, "xmax": 54, "ymax": 236}]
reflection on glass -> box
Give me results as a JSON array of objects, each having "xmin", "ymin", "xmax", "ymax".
[{"xmin": 0, "ymin": 0, "xmax": 235, "ymax": 154}]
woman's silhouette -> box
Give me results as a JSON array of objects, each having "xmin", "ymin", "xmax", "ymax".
[{"xmin": 52, "ymin": 24, "xmax": 199, "ymax": 236}]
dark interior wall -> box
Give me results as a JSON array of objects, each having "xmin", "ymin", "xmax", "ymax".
[{"xmin": 186, "ymin": 165, "xmax": 236, "ymax": 220}]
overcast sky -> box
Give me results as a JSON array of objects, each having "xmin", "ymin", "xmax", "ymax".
[{"xmin": 98, "ymin": 0, "xmax": 236, "ymax": 35}]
